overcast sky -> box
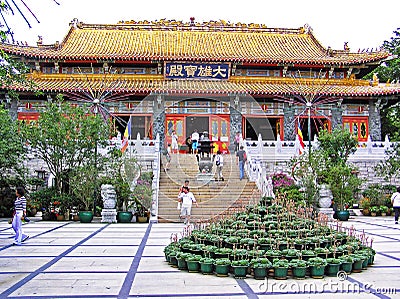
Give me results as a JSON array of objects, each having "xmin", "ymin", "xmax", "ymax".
[{"xmin": 3, "ymin": 0, "xmax": 399, "ymax": 51}]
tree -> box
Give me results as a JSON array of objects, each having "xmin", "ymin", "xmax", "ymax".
[
  {"xmin": 375, "ymin": 143, "xmax": 400, "ymax": 184},
  {"xmin": 363, "ymin": 28, "xmax": 400, "ymax": 140},
  {"xmin": 21, "ymin": 99, "xmax": 112, "ymax": 194},
  {"xmin": 0, "ymin": 104, "xmax": 26, "ymax": 180},
  {"xmin": 316, "ymin": 129, "xmax": 361, "ymax": 211},
  {"xmin": 317, "ymin": 129, "xmax": 358, "ymax": 164}
]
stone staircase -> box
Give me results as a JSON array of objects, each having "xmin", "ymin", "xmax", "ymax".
[{"xmin": 157, "ymin": 153, "xmax": 259, "ymax": 223}]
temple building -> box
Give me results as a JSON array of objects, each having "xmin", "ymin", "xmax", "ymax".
[{"xmin": 1, "ymin": 18, "xmax": 400, "ymax": 149}]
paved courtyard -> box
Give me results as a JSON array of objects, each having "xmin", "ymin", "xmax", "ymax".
[{"xmin": 0, "ymin": 216, "xmax": 399, "ymax": 299}]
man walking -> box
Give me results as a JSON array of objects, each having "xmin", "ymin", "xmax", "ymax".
[
  {"xmin": 178, "ymin": 186, "xmax": 198, "ymax": 225},
  {"xmin": 236, "ymin": 145, "xmax": 247, "ymax": 180}
]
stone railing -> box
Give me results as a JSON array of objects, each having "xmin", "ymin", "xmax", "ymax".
[{"xmin": 242, "ymin": 134, "xmax": 398, "ymax": 196}]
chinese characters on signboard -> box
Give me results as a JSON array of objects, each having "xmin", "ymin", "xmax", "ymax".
[{"xmin": 165, "ymin": 62, "xmax": 230, "ymax": 80}]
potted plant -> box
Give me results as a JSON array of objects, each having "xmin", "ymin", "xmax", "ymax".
[
  {"xmin": 250, "ymin": 258, "xmax": 272, "ymax": 280},
  {"xmin": 70, "ymin": 165, "xmax": 98, "ymax": 223},
  {"xmin": 359, "ymin": 197, "xmax": 371, "ymax": 216},
  {"xmin": 214, "ymin": 247, "xmax": 232, "ymax": 259},
  {"xmin": 314, "ymin": 247, "xmax": 330, "ymax": 259},
  {"xmin": 379, "ymin": 205, "xmax": 389, "ymax": 216},
  {"xmin": 186, "ymin": 254, "xmax": 202, "ymax": 273},
  {"xmin": 265, "ymin": 249, "xmax": 282, "ymax": 261},
  {"xmin": 349, "ymin": 253, "xmax": 366, "ymax": 272},
  {"xmin": 199, "ymin": 257, "xmax": 215, "ymax": 274},
  {"xmin": 272, "ymin": 258, "xmax": 289, "ymax": 280},
  {"xmin": 315, "ymin": 129, "xmax": 361, "ymax": 221},
  {"xmin": 370, "ymin": 206, "xmax": 379, "ymax": 217},
  {"xmin": 289, "ymin": 259, "xmax": 308, "ymax": 279},
  {"xmin": 132, "ymin": 172, "xmax": 153, "ymax": 223},
  {"xmin": 325, "ymin": 257, "xmax": 342, "ymax": 276},
  {"xmin": 339, "ymin": 255, "xmax": 353, "ymax": 273},
  {"xmin": 300, "ymin": 249, "xmax": 316, "ymax": 261},
  {"xmin": 308, "ymin": 257, "xmax": 327, "ymax": 278},
  {"xmin": 282, "ymin": 248, "xmax": 300, "ymax": 261},
  {"xmin": 214, "ymin": 258, "xmax": 231, "ymax": 277},
  {"xmin": 176, "ymin": 252, "xmax": 190, "ymax": 270},
  {"xmin": 231, "ymin": 259, "xmax": 250, "ymax": 278}
]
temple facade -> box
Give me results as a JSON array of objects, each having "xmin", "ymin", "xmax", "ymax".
[{"xmin": 1, "ymin": 18, "xmax": 400, "ymax": 149}]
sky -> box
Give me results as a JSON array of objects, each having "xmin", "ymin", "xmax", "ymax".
[{"xmin": 2, "ymin": 0, "xmax": 399, "ymax": 51}]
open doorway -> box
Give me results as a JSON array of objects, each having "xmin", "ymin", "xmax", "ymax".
[
  {"xmin": 245, "ymin": 117, "xmax": 276, "ymax": 140},
  {"xmin": 186, "ymin": 116, "xmax": 209, "ymax": 137}
]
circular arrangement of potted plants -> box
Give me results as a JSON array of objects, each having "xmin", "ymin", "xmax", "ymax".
[{"xmin": 164, "ymin": 195, "xmax": 375, "ymax": 280}]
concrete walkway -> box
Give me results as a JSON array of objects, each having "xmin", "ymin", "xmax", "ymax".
[{"xmin": 0, "ymin": 216, "xmax": 399, "ymax": 299}]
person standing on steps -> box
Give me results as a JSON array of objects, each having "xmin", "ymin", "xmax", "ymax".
[
  {"xmin": 179, "ymin": 180, "xmax": 190, "ymax": 193},
  {"xmin": 191, "ymin": 129, "xmax": 199, "ymax": 154},
  {"xmin": 171, "ymin": 130, "xmax": 179, "ymax": 154},
  {"xmin": 12, "ymin": 187, "xmax": 29, "ymax": 246},
  {"xmin": 234, "ymin": 132, "xmax": 241, "ymax": 153},
  {"xmin": 178, "ymin": 186, "xmax": 198, "ymax": 225},
  {"xmin": 236, "ymin": 145, "xmax": 247, "ymax": 180},
  {"xmin": 391, "ymin": 186, "xmax": 400, "ymax": 224},
  {"xmin": 215, "ymin": 150, "xmax": 224, "ymax": 181}
]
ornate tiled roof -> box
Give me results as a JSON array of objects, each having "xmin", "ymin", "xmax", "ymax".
[
  {"xmin": 0, "ymin": 20, "xmax": 389, "ymax": 65},
  {"xmin": 12, "ymin": 73, "xmax": 400, "ymax": 97}
]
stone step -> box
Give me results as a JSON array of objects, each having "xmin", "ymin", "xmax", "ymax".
[{"xmin": 157, "ymin": 153, "xmax": 258, "ymax": 223}]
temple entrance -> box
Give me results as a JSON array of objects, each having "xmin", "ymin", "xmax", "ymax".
[{"xmin": 186, "ymin": 116, "xmax": 209, "ymax": 138}]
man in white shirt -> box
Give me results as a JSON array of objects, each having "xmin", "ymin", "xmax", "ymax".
[
  {"xmin": 178, "ymin": 186, "xmax": 198, "ymax": 225},
  {"xmin": 391, "ymin": 186, "xmax": 400, "ymax": 224}
]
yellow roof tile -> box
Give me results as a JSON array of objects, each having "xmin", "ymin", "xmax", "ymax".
[
  {"xmin": 0, "ymin": 20, "xmax": 389, "ymax": 65},
  {"xmin": 10, "ymin": 73, "xmax": 399, "ymax": 97}
]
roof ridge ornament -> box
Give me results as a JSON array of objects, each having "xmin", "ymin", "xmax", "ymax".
[{"xmin": 303, "ymin": 23, "xmax": 313, "ymax": 34}]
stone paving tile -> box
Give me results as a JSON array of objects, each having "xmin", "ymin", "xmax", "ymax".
[{"xmin": 0, "ymin": 217, "xmax": 399, "ymax": 298}]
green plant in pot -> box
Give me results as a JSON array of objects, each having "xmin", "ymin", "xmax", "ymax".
[
  {"xmin": 231, "ymin": 259, "xmax": 250, "ymax": 279},
  {"xmin": 70, "ymin": 165, "xmax": 98, "ymax": 223},
  {"xmin": 250, "ymin": 258, "xmax": 272, "ymax": 280},
  {"xmin": 186, "ymin": 254, "xmax": 202, "ymax": 273},
  {"xmin": 379, "ymin": 205, "xmax": 389, "ymax": 216},
  {"xmin": 199, "ymin": 257, "xmax": 215, "ymax": 274},
  {"xmin": 272, "ymin": 258, "xmax": 289, "ymax": 280},
  {"xmin": 369, "ymin": 206, "xmax": 379, "ymax": 216},
  {"xmin": 325, "ymin": 257, "xmax": 342, "ymax": 276},
  {"xmin": 132, "ymin": 172, "xmax": 153, "ymax": 222},
  {"xmin": 308, "ymin": 257, "xmax": 327, "ymax": 278},
  {"xmin": 214, "ymin": 258, "xmax": 231, "ymax": 277},
  {"xmin": 315, "ymin": 129, "xmax": 361, "ymax": 221},
  {"xmin": 176, "ymin": 252, "xmax": 191, "ymax": 270},
  {"xmin": 289, "ymin": 259, "xmax": 308, "ymax": 279}
]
